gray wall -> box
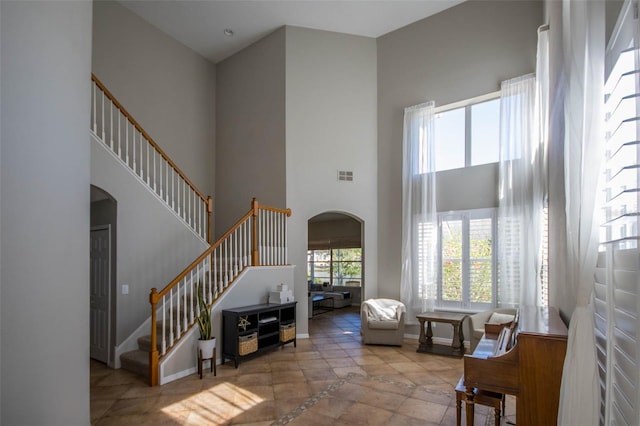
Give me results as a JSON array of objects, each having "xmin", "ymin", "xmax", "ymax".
[
  {"xmin": 91, "ymin": 139, "xmax": 208, "ymax": 346},
  {"xmin": 1, "ymin": 1, "xmax": 92, "ymax": 424},
  {"xmin": 92, "ymin": 0, "xmax": 216, "ymax": 199},
  {"xmin": 377, "ymin": 1, "xmax": 542, "ymax": 305},
  {"xmin": 215, "ymin": 28, "xmax": 286, "ymax": 236},
  {"xmin": 286, "ymin": 26, "xmax": 378, "ymax": 331}
]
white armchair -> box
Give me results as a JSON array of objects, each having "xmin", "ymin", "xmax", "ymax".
[
  {"xmin": 468, "ymin": 308, "xmax": 517, "ymax": 352},
  {"xmin": 360, "ymin": 299, "xmax": 406, "ymax": 346}
]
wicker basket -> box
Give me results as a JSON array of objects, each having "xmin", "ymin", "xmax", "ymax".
[
  {"xmin": 238, "ymin": 332, "xmax": 258, "ymax": 356},
  {"xmin": 280, "ymin": 323, "xmax": 296, "ymax": 342}
]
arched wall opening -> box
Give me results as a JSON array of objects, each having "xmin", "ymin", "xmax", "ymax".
[
  {"xmin": 307, "ymin": 211, "xmax": 364, "ymax": 307},
  {"xmin": 90, "ymin": 185, "xmax": 117, "ymax": 367}
]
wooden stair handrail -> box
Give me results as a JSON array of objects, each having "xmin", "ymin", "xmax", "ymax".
[
  {"xmin": 151, "ymin": 199, "xmax": 290, "ymax": 301},
  {"xmin": 91, "ymin": 74, "xmax": 207, "ymax": 204},
  {"xmin": 153, "ymin": 211, "xmax": 252, "ymax": 301}
]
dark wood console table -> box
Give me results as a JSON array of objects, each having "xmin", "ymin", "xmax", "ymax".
[
  {"xmin": 417, "ymin": 312, "xmax": 468, "ymax": 357},
  {"xmin": 222, "ymin": 302, "xmax": 296, "ymax": 368}
]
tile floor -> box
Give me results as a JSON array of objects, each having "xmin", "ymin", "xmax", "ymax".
[{"xmin": 91, "ymin": 307, "xmax": 516, "ymax": 425}]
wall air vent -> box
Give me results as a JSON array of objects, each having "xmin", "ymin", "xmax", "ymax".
[{"xmin": 337, "ymin": 170, "xmax": 354, "ymax": 182}]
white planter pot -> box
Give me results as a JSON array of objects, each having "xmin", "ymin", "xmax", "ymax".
[{"xmin": 197, "ymin": 337, "xmax": 216, "ymax": 360}]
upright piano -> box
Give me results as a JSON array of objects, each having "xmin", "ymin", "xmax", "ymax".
[{"xmin": 463, "ymin": 306, "xmax": 568, "ymax": 426}]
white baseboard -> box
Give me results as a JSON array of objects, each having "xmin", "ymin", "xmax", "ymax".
[{"xmin": 160, "ymin": 366, "xmax": 198, "ymax": 385}]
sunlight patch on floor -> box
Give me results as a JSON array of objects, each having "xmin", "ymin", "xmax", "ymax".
[{"xmin": 159, "ymin": 381, "xmax": 264, "ymax": 423}]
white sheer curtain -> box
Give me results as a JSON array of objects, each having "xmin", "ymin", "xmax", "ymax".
[
  {"xmin": 497, "ymin": 74, "xmax": 538, "ymax": 307},
  {"xmin": 497, "ymin": 28, "xmax": 549, "ymax": 309},
  {"xmin": 556, "ymin": 0, "xmax": 605, "ymax": 424},
  {"xmin": 401, "ymin": 101, "xmax": 437, "ymax": 322}
]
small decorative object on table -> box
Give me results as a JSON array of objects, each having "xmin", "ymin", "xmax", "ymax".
[{"xmin": 268, "ymin": 283, "xmax": 294, "ymax": 304}]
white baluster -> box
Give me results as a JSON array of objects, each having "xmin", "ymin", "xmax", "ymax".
[
  {"xmin": 238, "ymin": 224, "xmax": 243, "ymax": 271},
  {"xmin": 153, "ymin": 149, "xmax": 157, "ymax": 193},
  {"xmin": 132, "ymin": 128, "xmax": 137, "ymax": 171},
  {"xmin": 245, "ymin": 221, "xmax": 249, "ymax": 266},
  {"xmin": 257, "ymin": 211, "xmax": 261, "ymax": 265},
  {"xmin": 162, "ymin": 161, "xmax": 167, "ymax": 202},
  {"xmin": 171, "ymin": 169, "xmax": 175, "ymax": 211},
  {"xmin": 101, "ymin": 93, "xmax": 105, "ymax": 141},
  {"xmin": 184, "ymin": 181, "xmax": 188, "ymax": 222},
  {"xmin": 189, "ymin": 190, "xmax": 193, "ymax": 228},
  {"xmin": 264, "ymin": 210, "xmax": 267, "ymax": 264},
  {"xmin": 159, "ymin": 153, "xmax": 163, "ymax": 199},
  {"xmin": 274, "ymin": 212, "xmax": 278, "ymax": 264},
  {"xmin": 145, "ymin": 142, "xmax": 150, "ymax": 185},
  {"xmin": 284, "ymin": 213, "xmax": 288, "ymax": 263},
  {"xmin": 234, "ymin": 229, "xmax": 239, "ymax": 275},
  {"xmin": 278, "ymin": 214, "xmax": 282, "ymax": 264},
  {"xmin": 139, "ymin": 133, "xmax": 143, "ymax": 179},
  {"xmin": 118, "ymin": 110, "xmax": 122, "ymax": 159},
  {"xmin": 125, "ymin": 121, "xmax": 130, "ymax": 166},
  {"xmin": 169, "ymin": 289, "xmax": 174, "ymax": 348},
  {"xmin": 208, "ymin": 255, "xmax": 213, "ymax": 302},
  {"xmin": 278, "ymin": 212, "xmax": 282, "ymax": 264},
  {"xmin": 92, "ymin": 83, "xmax": 97, "ymax": 132},
  {"xmin": 266, "ymin": 211, "xmax": 271, "ymax": 265},
  {"xmin": 188, "ymin": 187, "xmax": 192, "ymax": 227},
  {"xmin": 269, "ymin": 211, "xmax": 273, "ymax": 265},
  {"xmin": 185, "ymin": 273, "xmax": 190, "ymax": 328},
  {"xmin": 282, "ymin": 213, "xmax": 286, "ymax": 264},
  {"xmin": 225, "ymin": 241, "xmax": 229, "ymax": 287},
  {"xmin": 161, "ymin": 297, "xmax": 166, "ymax": 355},
  {"xmin": 178, "ymin": 180, "xmax": 182, "ymax": 218},
  {"xmin": 176, "ymin": 282, "xmax": 182, "ymax": 337},
  {"xmin": 196, "ymin": 195, "xmax": 199, "ymax": 236},
  {"xmin": 219, "ymin": 245, "xmax": 224, "ymax": 291},
  {"xmin": 109, "ymin": 99, "xmax": 113, "ymax": 149}
]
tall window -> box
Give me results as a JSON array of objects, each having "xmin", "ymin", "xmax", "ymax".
[
  {"xmin": 423, "ymin": 209, "xmax": 496, "ymax": 310},
  {"xmin": 307, "ymin": 248, "xmax": 362, "ymax": 287},
  {"xmin": 433, "ymin": 96, "xmax": 501, "ymax": 172}
]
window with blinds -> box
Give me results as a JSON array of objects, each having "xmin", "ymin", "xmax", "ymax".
[
  {"xmin": 437, "ymin": 209, "xmax": 496, "ymax": 310},
  {"xmin": 595, "ymin": 2, "xmax": 640, "ymax": 424}
]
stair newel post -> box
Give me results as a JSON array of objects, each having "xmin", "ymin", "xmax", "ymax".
[
  {"xmin": 149, "ymin": 288, "xmax": 159, "ymax": 387},
  {"xmin": 207, "ymin": 196, "xmax": 213, "ymax": 244},
  {"xmin": 251, "ymin": 198, "xmax": 259, "ymax": 266}
]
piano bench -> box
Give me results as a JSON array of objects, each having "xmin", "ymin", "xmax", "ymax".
[{"xmin": 455, "ymin": 376, "xmax": 505, "ymax": 426}]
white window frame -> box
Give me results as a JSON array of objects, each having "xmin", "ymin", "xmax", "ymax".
[
  {"xmin": 436, "ymin": 208, "xmax": 497, "ymax": 311},
  {"xmin": 433, "ymin": 91, "xmax": 501, "ymax": 171}
]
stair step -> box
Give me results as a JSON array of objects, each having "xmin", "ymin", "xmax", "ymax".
[
  {"xmin": 120, "ymin": 349, "xmax": 149, "ymax": 378},
  {"xmin": 137, "ymin": 335, "xmax": 161, "ymax": 352}
]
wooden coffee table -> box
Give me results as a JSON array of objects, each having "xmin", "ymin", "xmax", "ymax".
[{"xmin": 416, "ymin": 312, "xmax": 468, "ymax": 357}]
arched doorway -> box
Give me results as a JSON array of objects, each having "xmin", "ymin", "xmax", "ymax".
[
  {"xmin": 90, "ymin": 185, "xmax": 117, "ymax": 367},
  {"xmin": 307, "ymin": 212, "xmax": 364, "ymax": 307}
]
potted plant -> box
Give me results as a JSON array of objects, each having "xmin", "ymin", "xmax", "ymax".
[{"xmin": 196, "ymin": 281, "xmax": 215, "ymax": 360}]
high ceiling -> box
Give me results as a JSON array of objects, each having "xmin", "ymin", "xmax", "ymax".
[{"xmin": 119, "ymin": 0, "xmax": 465, "ymax": 63}]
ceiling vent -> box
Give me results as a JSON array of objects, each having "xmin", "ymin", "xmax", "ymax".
[{"xmin": 337, "ymin": 170, "xmax": 353, "ymax": 182}]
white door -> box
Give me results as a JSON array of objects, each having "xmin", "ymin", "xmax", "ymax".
[{"xmin": 90, "ymin": 226, "xmax": 111, "ymax": 363}]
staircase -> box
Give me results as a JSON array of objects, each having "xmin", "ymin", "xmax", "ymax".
[
  {"xmin": 90, "ymin": 74, "xmax": 292, "ymax": 385},
  {"xmin": 120, "ymin": 298, "xmax": 197, "ymax": 379}
]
